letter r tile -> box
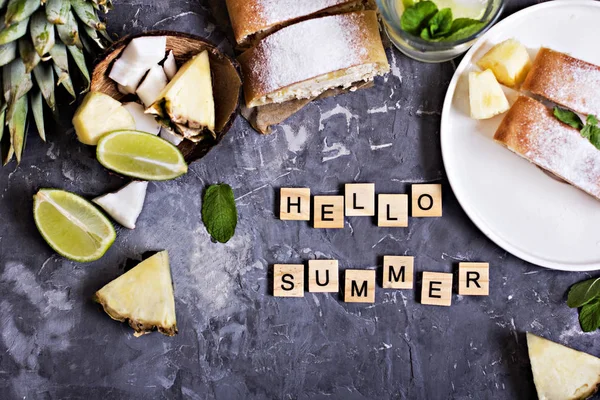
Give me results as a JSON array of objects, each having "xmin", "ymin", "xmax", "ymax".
[{"xmin": 458, "ymin": 263, "xmax": 489, "ymax": 296}]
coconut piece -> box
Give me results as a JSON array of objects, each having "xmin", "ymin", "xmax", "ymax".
[
  {"xmin": 118, "ymin": 36, "xmax": 167, "ymax": 68},
  {"xmin": 159, "ymin": 126, "xmax": 183, "ymax": 146},
  {"xmin": 148, "ymin": 50, "xmax": 215, "ymax": 133},
  {"xmin": 527, "ymin": 332, "xmax": 600, "ymax": 400},
  {"xmin": 163, "ymin": 50, "xmax": 177, "ymax": 80},
  {"xmin": 122, "ymin": 102, "xmax": 161, "ymax": 135},
  {"xmin": 94, "ymin": 250, "xmax": 177, "ymax": 337},
  {"xmin": 93, "ymin": 181, "xmax": 148, "ymax": 229},
  {"xmin": 136, "ymin": 64, "xmax": 168, "ymax": 107},
  {"xmin": 108, "ymin": 58, "xmax": 148, "ymax": 89}
]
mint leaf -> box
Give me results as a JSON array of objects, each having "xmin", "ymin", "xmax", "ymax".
[
  {"xmin": 202, "ymin": 183, "xmax": 238, "ymax": 243},
  {"xmin": 581, "ymin": 114, "xmax": 600, "ymax": 150},
  {"xmin": 420, "ymin": 27, "xmax": 432, "ymax": 41},
  {"xmin": 553, "ymin": 107, "xmax": 584, "ymax": 130},
  {"xmin": 428, "ymin": 8, "xmax": 453, "ymax": 38},
  {"xmin": 402, "ymin": 0, "xmax": 416, "ymax": 7},
  {"xmin": 579, "ymin": 301, "xmax": 600, "ymax": 332},
  {"xmin": 441, "ymin": 19, "xmax": 485, "ymax": 42},
  {"xmin": 567, "ymin": 277, "xmax": 600, "ymax": 308},
  {"xmin": 401, "ymin": 1, "xmax": 438, "ymax": 35}
]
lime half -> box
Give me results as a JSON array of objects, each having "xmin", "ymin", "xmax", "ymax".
[
  {"xmin": 96, "ymin": 130, "xmax": 188, "ymax": 181},
  {"xmin": 33, "ymin": 189, "xmax": 116, "ymax": 262}
]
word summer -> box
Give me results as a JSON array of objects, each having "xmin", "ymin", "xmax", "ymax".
[
  {"xmin": 279, "ymin": 183, "xmax": 442, "ymax": 228},
  {"xmin": 273, "ymin": 258, "xmax": 490, "ymax": 306}
]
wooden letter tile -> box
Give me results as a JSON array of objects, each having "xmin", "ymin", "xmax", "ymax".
[
  {"xmin": 280, "ymin": 188, "xmax": 310, "ymax": 221},
  {"xmin": 458, "ymin": 262, "xmax": 489, "ymax": 296},
  {"xmin": 421, "ymin": 271, "xmax": 452, "ymax": 306},
  {"xmin": 308, "ymin": 260, "xmax": 339, "ymax": 293},
  {"xmin": 344, "ymin": 270, "xmax": 376, "ymax": 303},
  {"xmin": 273, "ymin": 264, "xmax": 304, "ymax": 297},
  {"xmin": 314, "ymin": 196, "xmax": 344, "ymax": 229},
  {"xmin": 378, "ymin": 194, "xmax": 408, "ymax": 227},
  {"xmin": 382, "ymin": 256, "xmax": 414, "ymax": 289},
  {"xmin": 411, "ymin": 184, "xmax": 442, "ymax": 217},
  {"xmin": 345, "ymin": 183, "xmax": 375, "ymax": 216}
]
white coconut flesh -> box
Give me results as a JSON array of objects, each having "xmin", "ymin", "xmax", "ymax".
[
  {"xmin": 122, "ymin": 102, "xmax": 161, "ymax": 135},
  {"xmin": 93, "ymin": 181, "xmax": 149, "ymax": 230}
]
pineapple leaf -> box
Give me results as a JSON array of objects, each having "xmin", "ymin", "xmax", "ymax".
[
  {"xmin": 30, "ymin": 9, "xmax": 55, "ymax": 57},
  {"xmin": 55, "ymin": 10, "xmax": 82, "ymax": 48},
  {"xmin": 66, "ymin": 44, "xmax": 89, "ymax": 91},
  {"xmin": 5, "ymin": 0, "xmax": 40, "ymax": 26},
  {"xmin": 32, "ymin": 62, "xmax": 55, "ymax": 111},
  {"xmin": 71, "ymin": 0, "xmax": 105, "ymax": 30},
  {"xmin": 8, "ymin": 94, "xmax": 27, "ymax": 164},
  {"xmin": 3, "ymin": 58, "xmax": 33, "ymax": 121},
  {"xmin": 0, "ymin": 15, "xmax": 29, "ymax": 45},
  {"xmin": 30, "ymin": 89, "xmax": 44, "ymax": 141},
  {"xmin": 45, "ymin": 0, "xmax": 71, "ymax": 25},
  {"xmin": 18, "ymin": 37, "xmax": 40, "ymax": 73},
  {"xmin": 52, "ymin": 62, "xmax": 75, "ymax": 98},
  {"xmin": 81, "ymin": 23, "xmax": 104, "ymax": 49},
  {"xmin": 48, "ymin": 41, "xmax": 75, "ymax": 98},
  {"xmin": 3, "ymin": 143, "xmax": 14, "ymax": 166},
  {"xmin": 0, "ymin": 111, "xmax": 5, "ymax": 142},
  {"xmin": 0, "ymin": 41, "xmax": 16, "ymax": 67}
]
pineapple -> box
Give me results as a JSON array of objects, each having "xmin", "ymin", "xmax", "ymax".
[
  {"xmin": 94, "ymin": 250, "xmax": 178, "ymax": 337},
  {"xmin": 527, "ymin": 332, "xmax": 600, "ymax": 400},
  {"xmin": 469, "ymin": 69, "xmax": 510, "ymax": 120},
  {"xmin": 148, "ymin": 50, "xmax": 215, "ymax": 142},
  {"xmin": 72, "ymin": 91, "xmax": 135, "ymax": 145},
  {"xmin": 477, "ymin": 38, "xmax": 532, "ymax": 88},
  {"xmin": 0, "ymin": 0, "xmax": 113, "ymax": 166}
]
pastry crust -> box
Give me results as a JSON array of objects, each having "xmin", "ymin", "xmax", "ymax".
[
  {"xmin": 494, "ymin": 96, "xmax": 600, "ymax": 200},
  {"xmin": 238, "ymin": 10, "xmax": 389, "ymax": 108},
  {"xmin": 522, "ymin": 48, "xmax": 600, "ymax": 117},
  {"xmin": 226, "ymin": 0, "xmax": 373, "ymax": 48}
]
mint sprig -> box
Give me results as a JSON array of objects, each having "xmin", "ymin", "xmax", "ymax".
[
  {"xmin": 201, "ymin": 183, "xmax": 238, "ymax": 243},
  {"xmin": 567, "ymin": 277, "xmax": 600, "ymax": 332},
  {"xmin": 401, "ymin": 1, "xmax": 484, "ymax": 42},
  {"xmin": 553, "ymin": 107, "xmax": 600, "ymax": 150}
]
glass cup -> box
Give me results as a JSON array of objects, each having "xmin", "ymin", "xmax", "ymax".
[{"xmin": 377, "ymin": 0, "xmax": 505, "ymax": 63}]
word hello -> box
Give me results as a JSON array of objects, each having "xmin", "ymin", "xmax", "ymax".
[
  {"xmin": 273, "ymin": 258, "xmax": 490, "ymax": 305},
  {"xmin": 279, "ymin": 183, "xmax": 442, "ymax": 228}
]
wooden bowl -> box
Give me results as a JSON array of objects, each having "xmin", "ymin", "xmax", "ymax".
[{"xmin": 91, "ymin": 31, "xmax": 242, "ymax": 164}]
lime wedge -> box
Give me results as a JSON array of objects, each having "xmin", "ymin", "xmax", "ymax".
[
  {"xmin": 96, "ymin": 130, "xmax": 188, "ymax": 181},
  {"xmin": 33, "ymin": 189, "xmax": 116, "ymax": 262}
]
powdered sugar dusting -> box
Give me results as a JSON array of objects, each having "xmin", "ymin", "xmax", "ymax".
[
  {"xmin": 256, "ymin": 0, "xmax": 351, "ymax": 29},
  {"xmin": 522, "ymin": 102, "xmax": 600, "ymax": 198},
  {"xmin": 241, "ymin": 11, "xmax": 377, "ymax": 97},
  {"xmin": 528, "ymin": 50, "xmax": 600, "ymax": 117}
]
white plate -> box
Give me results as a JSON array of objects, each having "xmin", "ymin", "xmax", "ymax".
[{"xmin": 441, "ymin": 0, "xmax": 600, "ymax": 271}]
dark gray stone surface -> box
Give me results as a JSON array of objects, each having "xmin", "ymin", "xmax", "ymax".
[{"xmin": 0, "ymin": 0, "xmax": 597, "ymax": 399}]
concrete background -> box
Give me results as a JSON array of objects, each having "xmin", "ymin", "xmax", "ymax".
[{"xmin": 1, "ymin": 0, "xmax": 598, "ymax": 399}]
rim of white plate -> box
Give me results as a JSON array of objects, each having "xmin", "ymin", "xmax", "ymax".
[{"xmin": 440, "ymin": 0, "xmax": 600, "ymax": 272}]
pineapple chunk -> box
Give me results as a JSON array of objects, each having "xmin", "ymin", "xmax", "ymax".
[
  {"xmin": 94, "ymin": 251, "xmax": 177, "ymax": 337},
  {"xmin": 469, "ymin": 69, "xmax": 510, "ymax": 120},
  {"xmin": 148, "ymin": 50, "xmax": 215, "ymax": 133},
  {"xmin": 527, "ymin": 333, "xmax": 600, "ymax": 400},
  {"xmin": 73, "ymin": 92, "xmax": 135, "ymax": 145},
  {"xmin": 477, "ymin": 39, "xmax": 532, "ymax": 88}
]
